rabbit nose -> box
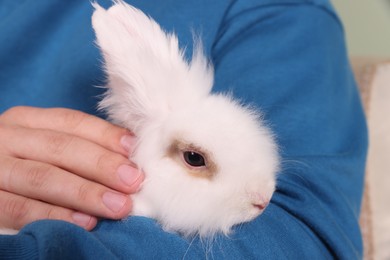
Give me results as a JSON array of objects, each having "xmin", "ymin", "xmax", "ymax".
[
  {"xmin": 249, "ymin": 192, "xmax": 269, "ymax": 210},
  {"xmin": 253, "ymin": 201, "xmax": 269, "ymax": 210}
]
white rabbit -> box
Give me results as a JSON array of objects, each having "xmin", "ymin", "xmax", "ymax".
[
  {"xmin": 0, "ymin": 1, "xmax": 279, "ymax": 237},
  {"xmin": 91, "ymin": 1, "xmax": 280, "ymax": 238}
]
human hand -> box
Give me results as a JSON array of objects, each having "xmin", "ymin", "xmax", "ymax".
[{"xmin": 0, "ymin": 106, "xmax": 144, "ymax": 231}]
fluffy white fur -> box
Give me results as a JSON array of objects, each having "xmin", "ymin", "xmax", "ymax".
[{"xmin": 92, "ymin": 1, "xmax": 279, "ymax": 238}]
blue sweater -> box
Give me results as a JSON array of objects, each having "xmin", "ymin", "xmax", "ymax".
[{"xmin": 0, "ymin": 0, "xmax": 367, "ymax": 259}]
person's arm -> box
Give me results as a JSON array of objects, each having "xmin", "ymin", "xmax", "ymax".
[{"xmin": 212, "ymin": 3, "xmax": 367, "ymax": 257}]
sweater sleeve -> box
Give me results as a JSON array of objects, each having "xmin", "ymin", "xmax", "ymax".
[
  {"xmin": 209, "ymin": 2, "xmax": 368, "ymax": 258},
  {"xmin": 0, "ymin": 1, "xmax": 368, "ymax": 259}
]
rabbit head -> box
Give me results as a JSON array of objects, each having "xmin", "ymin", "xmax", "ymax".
[{"xmin": 92, "ymin": 1, "xmax": 279, "ymax": 237}]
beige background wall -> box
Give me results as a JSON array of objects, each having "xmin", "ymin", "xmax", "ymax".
[{"xmin": 331, "ymin": 0, "xmax": 390, "ymax": 57}]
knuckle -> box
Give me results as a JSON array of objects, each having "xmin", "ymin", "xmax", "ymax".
[
  {"xmin": 45, "ymin": 207, "xmax": 58, "ymax": 220},
  {"xmin": 6, "ymin": 159, "xmax": 52, "ymax": 192},
  {"xmin": 6, "ymin": 159, "xmax": 23, "ymax": 190},
  {"xmin": 24, "ymin": 163, "xmax": 52, "ymax": 190},
  {"xmin": 95, "ymin": 151, "xmax": 123, "ymax": 173},
  {"xmin": 101, "ymin": 123, "xmax": 119, "ymax": 139},
  {"xmin": 5, "ymin": 197, "xmax": 30, "ymax": 229},
  {"xmin": 55, "ymin": 108, "xmax": 88, "ymax": 132},
  {"xmin": 45, "ymin": 132, "xmax": 74, "ymax": 155},
  {"xmin": 75, "ymin": 182, "xmax": 92, "ymax": 203}
]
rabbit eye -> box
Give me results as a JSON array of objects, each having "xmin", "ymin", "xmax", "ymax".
[
  {"xmin": 183, "ymin": 151, "xmax": 206, "ymax": 167},
  {"xmin": 168, "ymin": 140, "xmax": 217, "ymax": 177}
]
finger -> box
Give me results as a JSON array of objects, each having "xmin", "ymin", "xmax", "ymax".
[
  {"xmin": 0, "ymin": 106, "xmax": 133, "ymax": 156},
  {"xmin": 0, "ymin": 156, "xmax": 133, "ymax": 219},
  {"xmin": 0, "ymin": 125, "xmax": 144, "ymax": 194},
  {"xmin": 0, "ymin": 190, "xmax": 97, "ymax": 231}
]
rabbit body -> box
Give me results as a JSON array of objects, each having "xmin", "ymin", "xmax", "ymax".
[{"xmin": 92, "ymin": 1, "xmax": 279, "ymax": 237}]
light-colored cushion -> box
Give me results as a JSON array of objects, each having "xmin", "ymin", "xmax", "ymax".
[{"xmin": 352, "ymin": 58, "xmax": 390, "ymax": 260}]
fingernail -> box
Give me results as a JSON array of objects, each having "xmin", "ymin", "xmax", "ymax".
[
  {"xmin": 102, "ymin": 191, "xmax": 128, "ymax": 213},
  {"xmin": 120, "ymin": 135, "xmax": 136, "ymax": 154},
  {"xmin": 117, "ymin": 164, "xmax": 142, "ymax": 187},
  {"xmin": 72, "ymin": 212, "xmax": 93, "ymax": 227}
]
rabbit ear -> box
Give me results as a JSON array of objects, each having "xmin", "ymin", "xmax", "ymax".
[{"xmin": 91, "ymin": 1, "xmax": 214, "ymax": 131}]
